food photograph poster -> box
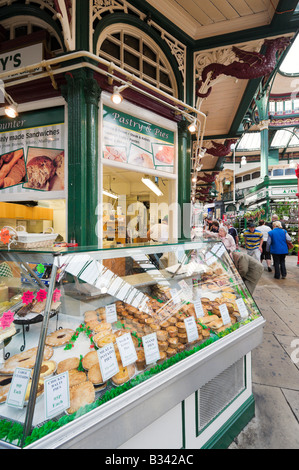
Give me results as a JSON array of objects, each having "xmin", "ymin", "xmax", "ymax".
[
  {"xmin": 0, "ymin": 106, "xmax": 65, "ymax": 200},
  {"xmin": 102, "ymin": 105, "xmax": 175, "ymax": 173}
]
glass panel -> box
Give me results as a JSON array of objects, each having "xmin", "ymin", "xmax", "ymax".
[
  {"xmin": 0, "ymin": 242, "xmax": 262, "ymax": 447},
  {"xmin": 124, "ymin": 34, "xmax": 139, "ymax": 51},
  {"xmin": 272, "ymin": 169, "xmax": 284, "ymax": 176},
  {"xmin": 100, "ymin": 38, "xmax": 120, "ymax": 60},
  {"xmin": 237, "ymin": 132, "xmax": 260, "ymax": 151},
  {"xmin": 285, "ymin": 168, "xmax": 296, "ymax": 176},
  {"xmin": 160, "ymin": 70, "xmax": 171, "ymax": 88},
  {"xmin": 124, "ymin": 49, "xmax": 139, "ymax": 70},
  {"xmin": 143, "ymin": 61, "xmax": 157, "ymax": 80},
  {"xmin": 143, "ymin": 43, "xmax": 156, "ymax": 62}
]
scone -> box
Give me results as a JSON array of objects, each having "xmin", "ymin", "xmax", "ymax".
[{"xmin": 26, "ymin": 156, "xmax": 56, "ymax": 189}]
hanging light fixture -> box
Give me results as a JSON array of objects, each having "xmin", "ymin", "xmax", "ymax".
[
  {"xmin": 4, "ymin": 91, "xmax": 18, "ymax": 118},
  {"xmin": 241, "ymin": 156, "xmax": 247, "ymax": 166},
  {"xmin": 188, "ymin": 117, "xmax": 197, "ymax": 133},
  {"xmin": 142, "ymin": 176, "xmax": 163, "ymax": 196},
  {"xmin": 111, "ymin": 83, "xmax": 130, "ymax": 104},
  {"xmin": 102, "ymin": 189, "xmax": 118, "ymax": 199}
]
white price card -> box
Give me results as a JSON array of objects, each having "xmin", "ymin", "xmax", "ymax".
[
  {"xmin": 44, "ymin": 372, "xmax": 70, "ymax": 419},
  {"xmin": 219, "ymin": 304, "xmax": 231, "ymax": 325},
  {"xmin": 170, "ymin": 288, "xmax": 181, "ymax": 304},
  {"xmin": 6, "ymin": 367, "xmax": 31, "ymax": 409},
  {"xmin": 116, "ymin": 333, "xmax": 138, "ymax": 367},
  {"xmin": 236, "ymin": 298, "xmax": 249, "ymax": 319},
  {"xmin": 105, "ymin": 303, "xmax": 118, "ymax": 323},
  {"xmin": 97, "ymin": 343, "xmax": 119, "ymax": 382},
  {"xmin": 184, "ymin": 316, "xmax": 199, "ymax": 343},
  {"xmin": 142, "ymin": 333, "xmax": 160, "ymax": 364},
  {"xmin": 193, "ymin": 299, "xmax": 204, "ymax": 318}
]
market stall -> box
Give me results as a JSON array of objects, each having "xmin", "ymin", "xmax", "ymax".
[{"xmin": 0, "ymin": 240, "xmax": 265, "ymax": 449}]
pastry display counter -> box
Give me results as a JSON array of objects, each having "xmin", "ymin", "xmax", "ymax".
[{"xmin": 0, "ymin": 241, "xmax": 265, "ymax": 449}]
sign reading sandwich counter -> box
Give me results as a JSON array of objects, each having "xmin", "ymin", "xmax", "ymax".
[
  {"xmin": 102, "ymin": 105, "xmax": 175, "ymax": 173},
  {"xmin": 0, "ymin": 107, "xmax": 65, "ymax": 201}
]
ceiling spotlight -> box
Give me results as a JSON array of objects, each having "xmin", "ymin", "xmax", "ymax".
[
  {"xmin": 188, "ymin": 118, "xmax": 197, "ymax": 133},
  {"xmin": 5, "ymin": 103, "xmax": 18, "ymax": 118},
  {"xmin": 240, "ymin": 156, "xmax": 247, "ymax": 166},
  {"xmin": 111, "ymin": 83, "xmax": 130, "ymax": 104},
  {"xmin": 192, "ymin": 175, "xmax": 197, "ymax": 183}
]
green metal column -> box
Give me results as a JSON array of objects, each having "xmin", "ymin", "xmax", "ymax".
[
  {"xmin": 255, "ymin": 93, "xmax": 271, "ymax": 219},
  {"xmin": 62, "ymin": 68, "xmax": 101, "ymax": 246},
  {"xmin": 178, "ymin": 118, "xmax": 191, "ymax": 240}
]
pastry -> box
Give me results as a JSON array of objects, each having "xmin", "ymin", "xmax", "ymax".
[
  {"xmin": 176, "ymin": 322, "xmax": 186, "ymax": 333},
  {"xmin": 84, "ymin": 310, "xmax": 98, "ymax": 322},
  {"xmin": 160, "ymin": 320, "xmax": 170, "ymax": 330},
  {"xmin": 37, "ymin": 360, "xmax": 56, "ymax": 379},
  {"xmin": 202, "ymin": 329, "xmax": 210, "ymax": 338},
  {"xmin": 68, "ymin": 369, "xmax": 87, "ymax": 388},
  {"xmin": 25, "ymin": 379, "xmax": 44, "ymax": 402},
  {"xmin": 168, "ymin": 337, "xmax": 179, "ymax": 349},
  {"xmin": 177, "ymin": 333, "xmax": 187, "ymax": 344},
  {"xmin": 67, "ymin": 381, "xmax": 95, "ymax": 414},
  {"xmin": 111, "ymin": 364, "xmax": 135, "ymax": 385},
  {"xmin": 82, "ymin": 351, "xmax": 99, "ymax": 370},
  {"xmin": 158, "ymin": 340, "xmax": 168, "ymax": 351},
  {"xmin": 95, "ymin": 333, "xmax": 116, "ymax": 348},
  {"xmin": 150, "ymin": 323, "xmax": 160, "ymax": 333},
  {"xmin": 135, "ymin": 348, "xmax": 146, "ymax": 370},
  {"xmin": 57, "ymin": 357, "xmax": 80, "ymax": 375},
  {"xmin": 166, "ymin": 347, "xmax": 176, "ymax": 357},
  {"xmin": 85, "ymin": 320, "xmax": 101, "ymax": 330},
  {"xmin": 88, "ymin": 363, "xmax": 104, "ymax": 385},
  {"xmin": 45, "ymin": 328, "xmax": 74, "ymax": 347},
  {"xmin": 156, "ymin": 330, "xmax": 168, "ymax": 342},
  {"xmin": 198, "ymin": 315, "xmax": 219, "ymax": 324},
  {"xmin": 177, "ymin": 343, "xmax": 185, "ymax": 353},
  {"xmin": 93, "ymin": 322, "xmax": 112, "ymax": 333},
  {"xmin": 157, "ymin": 351, "xmax": 167, "ymax": 364},
  {"xmin": 0, "ymin": 346, "xmax": 53, "ymax": 375},
  {"xmin": 166, "ymin": 326, "xmax": 178, "ymax": 338},
  {"xmin": 0, "ymin": 376, "xmax": 13, "ymax": 403}
]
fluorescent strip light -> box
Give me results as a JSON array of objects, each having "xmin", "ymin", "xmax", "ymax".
[
  {"xmin": 142, "ymin": 177, "xmax": 163, "ymax": 196},
  {"xmin": 103, "ymin": 189, "xmax": 118, "ymax": 199}
]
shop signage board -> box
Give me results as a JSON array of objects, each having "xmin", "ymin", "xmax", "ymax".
[
  {"xmin": 0, "ymin": 106, "xmax": 65, "ymax": 200},
  {"xmin": 0, "ymin": 43, "xmax": 43, "ymax": 78},
  {"xmin": 102, "ymin": 105, "xmax": 175, "ymax": 173}
]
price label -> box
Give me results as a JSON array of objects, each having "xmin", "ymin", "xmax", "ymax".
[
  {"xmin": 236, "ymin": 298, "xmax": 248, "ymax": 319},
  {"xmin": 44, "ymin": 372, "xmax": 70, "ymax": 419},
  {"xmin": 219, "ymin": 304, "xmax": 231, "ymax": 325},
  {"xmin": 184, "ymin": 316, "xmax": 199, "ymax": 343},
  {"xmin": 142, "ymin": 333, "xmax": 160, "ymax": 364},
  {"xmin": 105, "ymin": 303, "xmax": 118, "ymax": 323},
  {"xmin": 170, "ymin": 288, "xmax": 181, "ymax": 304},
  {"xmin": 193, "ymin": 300, "xmax": 204, "ymax": 318},
  {"xmin": 6, "ymin": 368, "xmax": 31, "ymax": 409},
  {"xmin": 116, "ymin": 333, "xmax": 137, "ymax": 367},
  {"xmin": 0, "ymin": 310, "xmax": 14, "ymax": 329},
  {"xmin": 97, "ymin": 343, "xmax": 119, "ymax": 381}
]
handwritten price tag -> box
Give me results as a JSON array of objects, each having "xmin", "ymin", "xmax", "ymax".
[
  {"xmin": 36, "ymin": 289, "xmax": 47, "ymax": 303},
  {"xmin": 52, "ymin": 289, "xmax": 61, "ymax": 302},
  {"xmin": 0, "ymin": 229, "xmax": 10, "ymax": 245},
  {"xmin": 0, "ymin": 310, "xmax": 14, "ymax": 329},
  {"xmin": 22, "ymin": 291, "xmax": 34, "ymax": 305}
]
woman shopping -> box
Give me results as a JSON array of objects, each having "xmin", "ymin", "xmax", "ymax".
[
  {"xmin": 204, "ymin": 225, "xmax": 236, "ymax": 257},
  {"xmin": 266, "ymin": 221, "xmax": 292, "ymax": 279}
]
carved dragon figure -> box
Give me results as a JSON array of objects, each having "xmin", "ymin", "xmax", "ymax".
[
  {"xmin": 196, "ymin": 37, "xmax": 291, "ymax": 99},
  {"xmin": 198, "ymin": 172, "xmax": 219, "ymax": 184},
  {"xmin": 203, "ymin": 139, "xmax": 237, "ymax": 157}
]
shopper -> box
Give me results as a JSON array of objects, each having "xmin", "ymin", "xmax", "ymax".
[
  {"xmin": 232, "ymin": 251, "xmax": 264, "ymax": 294},
  {"xmin": 242, "ymin": 222, "xmax": 263, "ymax": 261},
  {"xmin": 267, "ymin": 214, "xmax": 286, "ymax": 230},
  {"xmin": 258, "ymin": 219, "xmax": 272, "ymax": 272},
  {"xmin": 224, "ymin": 221, "xmax": 239, "ymax": 248},
  {"xmin": 218, "ymin": 225, "xmax": 236, "ymax": 256},
  {"xmin": 266, "ymin": 221, "xmax": 292, "ymax": 279}
]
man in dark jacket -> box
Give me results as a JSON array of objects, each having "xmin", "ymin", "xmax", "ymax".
[{"xmin": 232, "ymin": 251, "xmax": 264, "ymax": 294}]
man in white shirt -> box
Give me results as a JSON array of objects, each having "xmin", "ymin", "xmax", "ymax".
[{"xmin": 257, "ymin": 219, "xmax": 272, "ymax": 272}]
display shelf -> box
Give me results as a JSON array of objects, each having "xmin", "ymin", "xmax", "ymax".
[{"xmin": 0, "ymin": 241, "xmax": 265, "ymax": 449}]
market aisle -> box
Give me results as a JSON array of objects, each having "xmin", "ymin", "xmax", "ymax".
[{"xmin": 229, "ymin": 255, "xmax": 299, "ymax": 449}]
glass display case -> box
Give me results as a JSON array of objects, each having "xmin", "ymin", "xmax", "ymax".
[{"xmin": 0, "ymin": 241, "xmax": 265, "ymax": 449}]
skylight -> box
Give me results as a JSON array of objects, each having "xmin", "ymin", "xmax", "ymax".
[
  {"xmin": 270, "ymin": 128, "xmax": 299, "ymax": 148},
  {"xmin": 237, "ymin": 132, "xmax": 261, "ymax": 151},
  {"xmin": 280, "ymin": 34, "xmax": 299, "ymax": 75}
]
